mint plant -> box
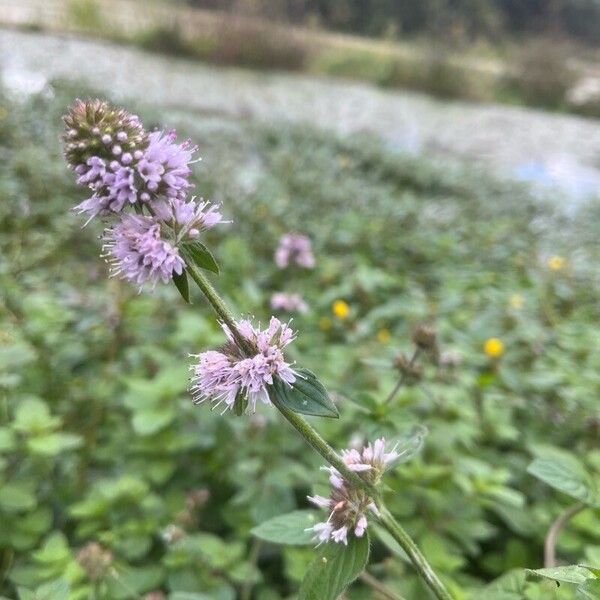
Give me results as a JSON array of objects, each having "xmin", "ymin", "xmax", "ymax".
[{"xmin": 62, "ymin": 99, "xmax": 453, "ymax": 600}]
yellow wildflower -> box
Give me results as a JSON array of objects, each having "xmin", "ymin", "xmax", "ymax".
[
  {"xmin": 0, "ymin": 106, "xmax": 7, "ymax": 121},
  {"xmin": 332, "ymin": 300, "xmax": 350, "ymax": 320},
  {"xmin": 377, "ymin": 328, "xmax": 391, "ymax": 343},
  {"xmin": 547, "ymin": 255, "xmax": 566, "ymax": 271},
  {"xmin": 484, "ymin": 338, "xmax": 504, "ymax": 358},
  {"xmin": 509, "ymin": 294, "xmax": 524, "ymax": 310}
]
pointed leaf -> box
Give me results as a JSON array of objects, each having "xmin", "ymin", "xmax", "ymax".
[
  {"xmin": 181, "ymin": 241, "xmax": 219, "ymax": 274},
  {"xmin": 577, "ymin": 580, "xmax": 600, "ymax": 600},
  {"xmin": 526, "ymin": 565, "xmax": 596, "ymax": 585},
  {"xmin": 298, "ymin": 532, "xmax": 370, "ymax": 600},
  {"xmin": 251, "ymin": 510, "xmax": 318, "ymax": 545},
  {"xmin": 527, "ymin": 458, "xmax": 599, "ymax": 507},
  {"xmin": 173, "ymin": 269, "xmax": 190, "ymax": 303},
  {"xmin": 272, "ymin": 368, "xmax": 338, "ymax": 418}
]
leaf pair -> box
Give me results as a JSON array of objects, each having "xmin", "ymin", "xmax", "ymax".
[
  {"xmin": 174, "ymin": 240, "xmax": 220, "ymax": 303},
  {"xmin": 251, "ymin": 510, "xmax": 369, "ymax": 600}
]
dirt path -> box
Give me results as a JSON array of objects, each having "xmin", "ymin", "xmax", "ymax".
[{"xmin": 1, "ymin": 28, "xmax": 599, "ymax": 203}]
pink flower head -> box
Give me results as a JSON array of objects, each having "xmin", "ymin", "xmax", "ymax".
[
  {"xmin": 154, "ymin": 197, "xmax": 227, "ymax": 239},
  {"xmin": 190, "ymin": 350, "xmax": 239, "ymax": 411},
  {"xmin": 191, "ymin": 317, "xmax": 297, "ymax": 414},
  {"xmin": 275, "ymin": 233, "xmax": 315, "ymax": 269},
  {"xmin": 103, "ymin": 214, "xmax": 184, "ymax": 290},
  {"xmin": 270, "ymin": 292, "xmax": 309, "ymax": 314},
  {"xmin": 138, "ymin": 130, "xmax": 195, "ymax": 201},
  {"xmin": 307, "ymin": 438, "xmax": 398, "ymax": 545},
  {"xmin": 341, "ymin": 438, "xmax": 399, "ymax": 480}
]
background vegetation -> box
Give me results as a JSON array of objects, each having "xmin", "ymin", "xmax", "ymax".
[{"xmin": 0, "ymin": 80, "xmax": 598, "ymax": 598}]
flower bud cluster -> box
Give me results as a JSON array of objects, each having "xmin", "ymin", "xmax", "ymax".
[
  {"xmin": 308, "ymin": 438, "xmax": 399, "ymax": 545},
  {"xmin": 76, "ymin": 541, "xmax": 113, "ymax": 581},
  {"xmin": 63, "ymin": 99, "xmax": 225, "ymax": 289}
]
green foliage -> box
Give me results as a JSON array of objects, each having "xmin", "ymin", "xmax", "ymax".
[
  {"xmin": 251, "ymin": 510, "xmax": 318, "ymax": 545},
  {"xmin": 528, "ymin": 457, "xmax": 600, "ymax": 507},
  {"xmin": 66, "ymin": 0, "xmax": 104, "ymax": 31},
  {"xmin": 272, "ymin": 368, "xmax": 338, "ymax": 418},
  {"xmin": 297, "ymin": 533, "xmax": 370, "ymax": 600},
  {"xmin": 0, "ymin": 82, "xmax": 598, "ymax": 598}
]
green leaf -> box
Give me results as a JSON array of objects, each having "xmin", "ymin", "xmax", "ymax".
[
  {"xmin": 297, "ymin": 533, "xmax": 370, "ymax": 600},
  {"xmin": 131, "ymin": 407, "xmax": 174, "ymax": 435},
  {"xmin": 173, "ymin": 269, "xmax": 190, "ymax": 303},
  {"xmin": 581, "ymin": 565, "xmax": 600, "ymax": 578},
  {"xmin": 0, "ymin": 482, "xmax": 36, "ymax": 512},
  {"xmin": 27, "ymin": 432, "xmax": 82, "ymax": 457},
  {"xmin": 181, "ymin": 241, "xmax": 219, "ymax": 274},
  {"xmin": 0, "ymin": 427, "xmax": 16, "ymax": 452},
  {"xmin": 251, "ymin": 510, "xmax": 319, "ymax": 545},
  {"xmin": 527, "ymin": 458, "xmax": 599, "ymax": 507},
  {"xmin": 526, "ymin": 565, "xmax": 596, "ymax": 585},
  {"xmin": 577, "ymin": 580, "xmax": 600, "ymax": 600},
  {"xmin": 13, "ymin": 398, "xmax": 60, "ymax": 435},
  {"xmin": 34, "ymin": 578, "xmax": 70, "ymax": 600},
  {"xmin": 32, "ymin": 532, "xmax": 70, "ymax": 564},
  {"xmin": 272, "ymin": 369, "xmax": 338, "ymax": 418}
]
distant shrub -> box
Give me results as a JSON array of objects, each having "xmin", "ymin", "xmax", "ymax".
[
  {"xmin": 312, "ymin": 48, "xmax": 396, "ymax": 85},
  {"xmin": 505, "ymin": 40, "xmax": 576, "ymax": 109},
  {"xmin": 133, "ymin": 17, "xmax": 307, "ymax": 71},
  {"xmin": 381, "ymin": 52, "xmax": 485, "ymax": 101},
  {"xmin": 209, "ymin": 17, "xmax": 307, "ymax": 71},
  {"xmin": 66, "ymin": 0, "xmax": 104, "ymax": 31},
  {"xmin": 135, "ymin": 26, "xmax": 196, "ymax": 58}
]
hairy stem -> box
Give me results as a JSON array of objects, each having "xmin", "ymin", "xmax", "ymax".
[
  {"xmin": 185, "ymin": 265, "xmax": 452, "ymax": 600},
  {"xmin": 376, "ymin": 505, "xmax": 453, "ymax": 600},
  {"xmin": 185, "ymin": 260, "xmax": 252, "ymax": 354},
  {"xmin": 269, "ymin": 392, "xmax": 378, "ymax": 498},
  {"xmin": 544, "ymin": 502, "xmax": 586, "ymax": 568},
  {"xmin": 385, "ymin": 348, "xmax": 420, "ymax": 405}
]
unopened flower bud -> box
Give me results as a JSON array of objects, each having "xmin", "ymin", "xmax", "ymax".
[
  {"xmin": 76, "ymin": 542, "xmax": 113, "ymax": 581},
  {"xmin": 393, "ymin": 353, "xmax": 422, "ymax": 383},
  {"xmin": 62, "ymin": 99, "xmax": 147, "ymax": 171},
  {"xmin": 412, "ymin": 324, "xmax": 437, "ymax": 352},
  {"xmin": 185, "ymin": 488, "xmax": 210, "ymax": 510}
]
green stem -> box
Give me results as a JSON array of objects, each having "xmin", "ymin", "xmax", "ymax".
[
  {"xmin": 270, "ymin": 391, "xmax": 378, "ymax": 498},
  {"xmin": 185, "ymin": 260, "xmax": 252, "ymax": 354},
  {"xmin": 377, "ymin": 505, "xmax": 453, "ymax": 600},
  {"xmin": 385, "ymin": 348, "xmax": 420, "ymax": 405},
  {"xmin": 184, "ymin": 263, "xmax": 452, "ymax": 600}
]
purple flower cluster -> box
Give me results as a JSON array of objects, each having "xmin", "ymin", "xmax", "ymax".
[
  {"xmin": 63, "ymin": 100, "xmax": 225, "ymax": 289},
  {"xmin": 73, "ymin": 129, "xmax": 196, "ymax": 220},
  {"xmin": 191, "ymin": 317, "xmax": 297, "ymax": 413},
  {"xmin": 274, "ymin": 233, "xmax": 315, "ymax": 269},
  {"xmin": 103, "ymin": 214, "xmax": 185, "ymax": 289},
  {"xmin": 308, "ymin": 438, "xmax": 399, "ymax": 545},
  {"xmin": 270, "ymin": 292, "xmax": 309, "ymax": 314}
]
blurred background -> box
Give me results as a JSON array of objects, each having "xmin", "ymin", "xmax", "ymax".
[{"xmin": 0, "ymin": 1, "xmax": 599, "ymax": 599}]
